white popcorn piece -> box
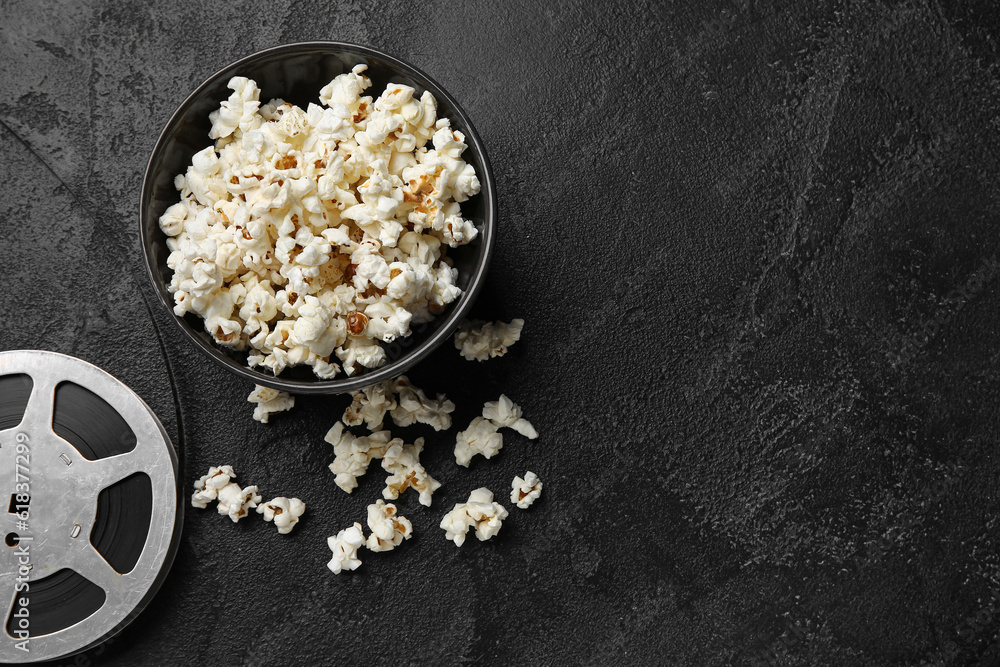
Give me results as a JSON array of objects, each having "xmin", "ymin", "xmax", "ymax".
[
  {"xmin": 191, "ymin": 465, "xmax": 236, "ymax": 509},
  {"xmin": 454, "ymin": 416, "xmax": 503, "ymax": 467},
  {"xmin": 320, "ymin": 64, "xmax": 371, "ymax": 109},
  {"xmin": 511, "ymin": 472, "xmax": 543, "ymax": 509},
  {"xmin": 325, "ymin": 421, "xmax": 392, "ymax": 493},
  {"xmin": 364, "ymin": 499, "xmax": 413, "ymax": 552},
  {"xmin": 483, "ymin": 394, "xmax": 538, "ymax": 439},
  {"xmin": 439, "ymin": 487, "xmax": 509, "ymax": 547},
  {"xmin": 327, "ymin": 522, "xmax": 365, "ymax": 574},
  {"xmin": 256, "ymin": 496, "xmax": 306, "ymax": 534},
  {"xmin": 381, "ymin": 437, "xmax": 441, "ymax": 507},
  {"xmin": 161, "ymin": 68, "xmax": 478, "ymax": 383},
  {"xmin": 336, "ymin": 337, "xmax": 388, "ymax": 376},
  {"xmin": 159, "ymin": 202, "xmax": 187, "ymax": 236},
  {"xmin": 364, "ymin": 298, "xmax": 413, "ymax": 343},
  {"xmin": 390, "ymin": 375, "xmax": 455, "ymax": 431},
  {"xmin": 209, "ymin": 76, "xmax": 262, "ymax": 139},
  {"xmin": 343, "ymin": 380, "xmax": 397, "ymax": 430},
  {"xmin": 454, "ymin": 319, "xmax": 524, "ymax": 361},
  {"xmin": 247, "ymin": 384, "xmax": 295, "ymax": 423},
  {"xmin": 216, "ymin": 482, "xmax": 262, "ymax": 523}
]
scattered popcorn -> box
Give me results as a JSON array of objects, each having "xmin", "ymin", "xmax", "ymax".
[
  {"xmin": 160, "ymin": 66, "xmax": 482, "ymax": 380},
  {"xmin": 364, "ymin": 499, "xmax": 413, "ymax": 552},
  {"xmin": 191, "ymin": 465, "xmax": 236, "ymax": 508},
  {"xmin": 216, "ymin": 482, "xmax": 262, "ymax": 522},
  {"xmin": 510, "ymin": 471, "xmax": 543, "ymax": 509},
  {"xmin": 454, "ymin": 416, "xmax": 503, "ymax": 467},
  {"xmin": 325, "ymin": 421, "xmax": 393, "ymax": 493},
  {"xmin": 390, "ymin": 375, "xmax": 455, "ymax": 431},
  {"xmin": 343, "ymin": 375, "xmax": 454, "ymax": 432},
  {"xmin": 257, "ymin": 496, "xmax": 306, "ymax": 534},
  {"xmin": 343, "ymin": 379, "xmax": 397, "ymax": 430},
  {"xmin": 454, "ymin": 318, "xmax": 524, "ymax": 361},
  {"xmin": 248, "ymin": 384, "xmax": 295, "ymax": 423},
  {"xmin": 439, "ymin": 487, "xmax": 509, "ymax": 547},
  {"xmin": 483, "ymin": 394, "xmax": 538, "ymax": 439},
  {"xmin": 382, "ymin": 437, "xmax": 441, "ymax": 506},
  {"xmin": 327, "ymin": 522, "xmax": 365, "ymax": 574}
]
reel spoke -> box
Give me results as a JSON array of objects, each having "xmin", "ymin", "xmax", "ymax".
[
  {"xmin": 17, "ymin": 376, "xmax": 57, "ymax": 436},
  {"xmin": 79, "ymin": 453, "xmax": 144, "ymax": 495},
  {"xmin": 73, "ymin": 543, "xmax": 125, "ymax": 597}
]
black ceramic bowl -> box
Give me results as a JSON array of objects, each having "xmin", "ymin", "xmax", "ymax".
[{"xmin": 141, "ymin": 42, "xmax": 496, "ymax": 395}]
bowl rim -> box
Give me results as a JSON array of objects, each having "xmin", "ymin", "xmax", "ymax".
[{"xmin": 140, "ymin": 41, "xmax": 496, "ymax": 395}]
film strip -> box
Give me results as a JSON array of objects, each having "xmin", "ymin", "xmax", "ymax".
[{"xmin": 0, "ymin": 351, "xmax": 181, "ymax": 663}]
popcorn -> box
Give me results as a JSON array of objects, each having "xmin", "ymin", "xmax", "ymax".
[
  {"xmin": 454, "ymin": 416, "xmax": 503, "ymax": 467},
  {"xmin": 161, "ymin": 68, "xmax": 481, "ymax": 381},
  {"xmin": 454, "ymin": 319, "xmax": 524, "ymax": 361},
  {"xmin": 336, "ymin": 337, "xmax": 388, "ymax": 376},
  {"xmin": 159, "ymin": 202, "xmax": 187, "ymax": 236},
  {"xmin": 257, "ymin": 496, "xmax": 306, "ymax": 534},
  {"xmin": 216, "ymin": 482, "xmax": 262, "ymax": 522},
  {"xmin": 341, "ymin": 374, "xmax": 453, "ymax": 436},
  {"xmin": 511, "ymin": 472, "xmax": 543, "ymax": 509},
  {"xmin": 343, "ymin": 380, "xmax": 397, "ymax": 430},
  {"xmin": 483, "ymin": 394, "xmax": 538, "ymax": 439},
  {"xmin": 453, "ymin": 396, "xmax": 537, "ymax": 466},
  {"xmin": 319, "ymin": 64, "xmax": 371, "ymax": 110},
  {"xmin": 191, "ymin": 465, "xmax": 236, "ymax": 509},
  {"xmin": 327, "ymin": 522, "xmax": 365, "ymax": 574},
  {"xmin": 209, "ymin": 76, "xmax": 261, "ymax": 139},
  {"xmin": 364, "ymin": 499, "xmax": 413, "ymax": 552},
  {"xmin": 325, "ymin": 421, "xmax": 392, "ymax": 493},
  {"xmin": 439, "ymin": 488, "xmax": 509, "ymax": 547},
  {"xmin": 390, "ymin": 375, "xmax": 455, "ymax": 431},
  {"xmin": 247, "ymin": 384, "xmax": 295, "ymax": 423},
  {"xmin": 381, "ymin": 437, "xmax": 441, "ymax": 507}
]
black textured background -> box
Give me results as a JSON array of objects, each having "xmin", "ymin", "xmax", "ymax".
[{"xmin": 2, "ymin": 0, "xmax": 1000, "ymax": 665}]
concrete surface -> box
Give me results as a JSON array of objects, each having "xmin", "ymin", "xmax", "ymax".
[{"xmin": 2, "ymin": 0, "xmax": 1000, "ymax": 665}]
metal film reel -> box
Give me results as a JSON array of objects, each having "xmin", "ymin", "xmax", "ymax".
[{"xmin": 0, "ymin": 351, "xmax": 181, "ymax": 663}]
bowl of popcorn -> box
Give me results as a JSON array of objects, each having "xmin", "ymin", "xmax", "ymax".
[{"xmin": 141, "ymin": 42, "xmax": 495, "ymax": 394}]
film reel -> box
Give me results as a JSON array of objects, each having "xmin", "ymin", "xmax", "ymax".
[{"xmin": 0, "ymin": 350, "xmax": 181, "ymax": 663}]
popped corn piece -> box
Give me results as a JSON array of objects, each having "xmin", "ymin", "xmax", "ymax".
[
  {"xmin": 454, "ymin": 318, "xmax": 524, "ymax": 361},
  {"xmin": 325, "ymin": 421, "xmax": 392, "ymax": 493},
  {"xmin": 327, "ymin": 522, "xmax": 365, "ymax": 574},
  {"xmin": 209, "ymin": 76, "xmax": 261, "ymax": 139},
  {"xmin": 511, "ymin": 471, "xmax": 543, "ymax": 509},
  {"xmin": 343, "ymin": 380, "xmax": 397, "ymax": 430},
  {"xmin": 390, "ymin": 375, "xmax": 455, "ymax": 431},
  {"xmin": 454, "ymin": 416, "xmax": 503, "ymax": 467},
  {"xmin": 257, "ymin": 496, "xmax": 306, "ymax": 534},
  {"xmin": 439, "ymin": 487, "xmax": 509, "ymax": 547},
  {"xmin": 439, "ymin": 507, "xmax": 472, "ymax": 547},
  {"xmin": 364, "ymin": 499, "xmax": 413, "ymax": 552},
  {"xmin": 191, "ymin": 465, "xmax": 236, "ymax": 509},
  {"xmin": 336, "ymin": 336, "xmax": 388, "ymax": 376},
  {"xmin": 216, "ymin": 483, "xmax": 262, "ymax": 523},
  {"xmin": 381, "ymin": 437, "xmax": 441, "ymax": 507},
  {"xmin": 159, "ymin": 202, "xmax": 187, "ymax": 236},
  {"xmin": 319, "ymin": 64, "xmax": 371, "ymax": 110},
  {"xmin": 483, "ymin": 394, "xmax": 538, "ymax": 439},
  {"xmin": 248, "ymin": 384, "xmax": 295, "ymax": 423}
]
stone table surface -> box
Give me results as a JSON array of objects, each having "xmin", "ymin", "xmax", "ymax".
[{"xmin": 2, "ymin": 0, "xmax": 1000, "ymax": 665}]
